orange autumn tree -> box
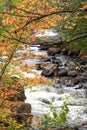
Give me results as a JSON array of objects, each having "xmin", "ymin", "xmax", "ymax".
[
  {"xmin": 0, "ymin": 0, "xmax": 62, "ymax": 81},
  {"xmin": 0, "ymin": 1, "xmax": 63, "ymax": 128}
]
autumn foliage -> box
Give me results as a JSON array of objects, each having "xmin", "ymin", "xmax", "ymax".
[{"xmin": 0, "ymin": 0, "xmax": 87, "ymax": 129}]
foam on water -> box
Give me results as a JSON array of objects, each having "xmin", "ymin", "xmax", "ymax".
[
  {"xmin": 23, "ymin": 29, "xmax": 87, "ymax": 128},
  {"xmin": 36, "ymin": 29, "xmax": 58, "ymax": 37},
  {"xmin": 25, "ymin": 85, "xmax": 87, "ymax": 127}
]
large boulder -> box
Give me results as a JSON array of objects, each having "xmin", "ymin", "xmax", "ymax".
[
  {"xmin": 11, "ymin": 103, "xmax": 32, "ymax": 124},
  {"xmin": 41, "ymin": 64, "xmax": 58, "ymax": 77},
  {"xmin": 80, "ymin": 55, "xmax": 87, "ymax": 65},
  {"xmin": 58, "ymin": 68, "xmax": 67, "ymax": 77},
  {"xmin": 47, "ymin": 47, "xmax": 61, "ymax": 55},
  {"xmin": 67, "ymin": 70, "xmax": 77, "ymax": 77}
]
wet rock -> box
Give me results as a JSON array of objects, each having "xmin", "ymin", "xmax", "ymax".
[
  {"xmin": 16, "ymin": 103, "xmax": 31, "ymax": 113},
  {"xmin": 74, "ymin": 84, "xmax": 83, "ymax": 89},
  {"xmin": 65, "ymin": 61, "xmax": 76, "ymax": 67},
  {"xmin": 83, "ymin": 83, "xmax": 87, "ymax": 89},
  {"xmin": 50, "ymin": 56, "xmax": 56, "ymax": 63},
  {"xmin": 11, "ymin": 103, "xmax": 32, "ymax": 124},
  {"xmin": 59, "ymin": 77, "xmax": 68, "ymax": 85},
  {"xmin": 53, "ymin": 83, "xmax": 62, "ymax": 88},
  {"xmin": 60, "ymin": 77, "xmax": 79, "ymax": 87},
  {"xmin": 82, "ymin": 72, "xmax": 87, "ymax": 78},
  {"xmin": 76, "ymin": 76, "xmax": 87, "ymax": 83},
  {"xmin": 61, "ymin": 48, "xmax": 69, "ymax": 55},
  {"xmin": 52, "ymin": 125, "xmax": 69, "ymax": 130},
  {"xmin": 41, "ymin": 64, "xmax": 58, "ymax": 77},
  {"xmin": 58, "ymin": 68, "xmax": 67, "ymax": 77},
  {"xmin": 70, "ymin": 78, "xmax": 79, "ymax": 86},
  {"xmin": 47, "ymin": 47, "xmax": 61, "ymax": 55},
  {"xmin": 68, "ymin": 49, "xmax": 80, "ymax": 57},
  {"xmin": 36, "ymin": 63, "xmax": 42, "ymax": 70},
  {"xmin": 53, "ymin": 58, "xmax": 62, "ymax": 65},
  {"xmin": 80, "ymin": 55, "xmax": 87, "ymax": 61},
  {"xmin": 81, "ymin": 65, "xmax": 87, "ymax": 71},
  {"xmin": 78, "ymin": 125, "xmax": 87, "ymax": 130},
  {"xmin": 80, "ymin": 61, "xmax": 87, "ymax": 65},
  {"xmin": 80, "ymin": 55, "xmax": 87, "ymax": 65},
  {"xmin": 40, "ymin": 98, "xmax": 50, "ymax": 104},
  {"xmin": 64, "ymin": 80, "xmax": 73, "ymax": 87},
  {"xmin": 40, "ymin": 45, "xmax": 49, "ymax": 50},
  {"xmin": 67, "ymin": 70, "xmax": 77, "ymax": 77},
  {"xmin": 42, "ymin": 57, "xmax": 50, "ymax": 62},
  {"xmin": 36, "ymin": 63, "xmax": 46, "ymax": 70}
]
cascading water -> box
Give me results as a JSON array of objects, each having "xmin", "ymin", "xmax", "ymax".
[{"xmin": 24, "ymin": 29, "xmax": 87, "ymax": 129}]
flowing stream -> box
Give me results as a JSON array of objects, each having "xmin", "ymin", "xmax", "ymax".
[{"xmin": 23, "ymin": 29, "xmax": 87, "ymax": 129}]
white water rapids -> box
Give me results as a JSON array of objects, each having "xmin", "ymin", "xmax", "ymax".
[{"xmin": 22, "ymin": 29, "xmax": 87, "ymax": 128}]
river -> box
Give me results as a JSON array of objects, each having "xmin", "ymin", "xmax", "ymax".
[{"xmin": 19, "ymin": 29, "xmax": 87, "ymax": 129}]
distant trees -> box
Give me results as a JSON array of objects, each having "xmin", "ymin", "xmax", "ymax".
[{"xmin": 55, "ymin": 0, "xmax": 87, "ymax": 52}]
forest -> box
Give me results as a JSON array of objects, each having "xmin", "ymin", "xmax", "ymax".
[{"xmin": 0, "ymin": 0, "xmax": 87, "ymax": 130}]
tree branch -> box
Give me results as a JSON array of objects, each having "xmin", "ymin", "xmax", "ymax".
[
  {"xmin": 0, "ymin": 33, "xmax": 30, "ymax": 44},
  {"xmin": 0, "ymin": 44, "xmax": 18, "ymax": 81},
  {"xmin": 67, "ymin": 33, "xmax": 87, "ymax": 43},
  {"xmin": 13, "ymin": 9, "xmax": 79, "ymax": 33}
]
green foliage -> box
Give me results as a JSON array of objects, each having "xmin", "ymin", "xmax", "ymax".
[
  {"xmin": 0, "ymin": 111, "xmax": 23, "ymax": 130},
  {"xmin": 56, "ymin": 0, "xmax": 87, "ymax": 53},
  {"xmin": 70, "ymin": 38, "xmax": 87, "ymax": 53},
  {"xmin": 41, "ymin": 100, "xmax": 69, "ymax": 129}
]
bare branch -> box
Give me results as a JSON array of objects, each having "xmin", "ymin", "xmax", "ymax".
[
  {"xmin": 67, "ymin": 33, "xmax": 87, "ymax": 43},
  {"xmin": 0, "ymin": 44, "xmax": 18, "ymax": 80},
  {"xmin": 13, "ymin": 9, "xmax": 79, "ymax": 33}
]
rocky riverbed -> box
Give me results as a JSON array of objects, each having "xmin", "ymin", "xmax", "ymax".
[
  {"xmin": 25, "ymin": 39, "xmax": 87, "ymax": 130},
  {"xmin": 10, "ymin": 29, "xmax": 87, "ymax": 130}
]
